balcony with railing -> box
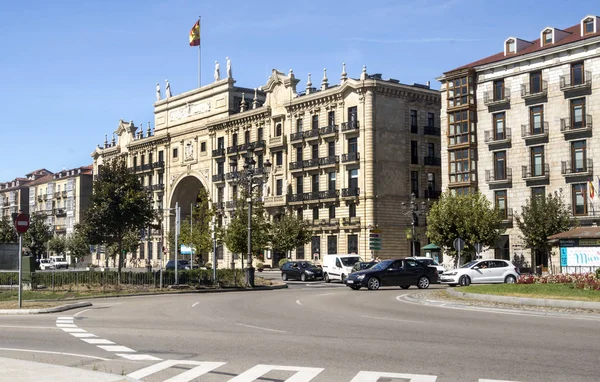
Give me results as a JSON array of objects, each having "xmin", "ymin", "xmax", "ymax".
[
  {"xmin": 225, "ymin": 171, "xmax": 239, "ymax": 181},
  {"xmin": 423, "ymin": 156, "xmax": 441, "ymax": 166},
  {"xmin": 341, "ymin": 120, "xmax": 360, "ymax": 133},
  {"xmin": 54, "ymin": 192, "xmax": 60, "ymax": 199},
  {"xmin": 521, "ymin": 122, "xmax": 549, "ymax": 141},
  {"xmin": 522, "ymin": 164, "xmax": 550, "ymax": 180},
  {"xmin": 560, "ymin": 71, "xmax": 592, "ymax": 91},
  {"xmin": 342, "ymin": 187, "xmax": 360, "ymax": 198},
  {"xmin": 484, "ymin": 128, "xmax": 512, "ymax": 145},
  {"xmin": 212, "ymin": 148, "xmax": 225, "ymax": 157},
  {"xmin": 424, "ymin": 190, "xmax": 441, "ymax": 199},
  {"xmin": 289, "ymin": 160, "xmax": 304, "ymax": 171},
  {"xmin": 560, "ymin": 115, "xmax": 593, "ymax": 134},
  {"xmin": 152, "ymin": 161, "xmax": 165, "ymax": 169},
  {"xmin": 521, "ymin": 81, "xmax": 548, "ymax": 99},
  {"xmin": 320, "ymin": 155, "xmax": 339, "ymax": 167},
  {"xmin": 214, "ymin": 202, "xmax": 224, "ymax": 210},
  {"xmin": 423, "ymin": 126, "xmax": 441, "ymax": 136},
  {"xmin": 61, "ymin": 190, "xmax": 67, "ymax": 198},
  {"xmin": 212, "ymin": 173, "xmax": 225, "ymax": 182},
  {"xmin": 499, "ymin": 207, "xmax": 514, "ymax": 223},
  {"xmin": 561, "ymin": 158, "xmax": 593, "ymax": 177},
  {"xmin": 341, "ymin": 216, "xmax": 361, "ymax": 228},
  {"xmin": 288, "ymin": 193, "xmax": 305, "ymax": 204},
  {"xmin": 485, "ymin": 168, "xmax": 512, "ymax": 184},
  {"xmin": 141, "ymin": 163, "xmax": 152, "ymax": 171},
  {"xmin": 320, "ymin": 218, "xmax": 340, "ymax": 229},
  {"xmin": 303, "ymin": 158, "xmax": 321, "ymax": 169},
  {"xmin": 483, "ymin": 88, "xmax": 511, "ymax": 106},
  {"xmin": 319, "ymin": 189, "xmax": 339, "ymax": 200},
  {"xmin": 342, "ymin": 152, "xmax": 360, "ymax": 163},
  {"xmin": 151, "ymin": 184, "xmax": 165, "ymax": 191},
  {"xmin": 54, "ymin": 208, "xmax": 66, "ymax": 216},
  {"xmin": 227, "ymin": 145, "xmax": 239, "ymax": 155},
  {"xmin": 269, "ymin": 135, "xmax": 286, "ymax": 147},
  {"xmin": 290, "ymin": 131, "xmax": 304, "ymax": 142},
  {"xmin": 264, "ymin": 195, "xmax": 286, "ymax": 207},
  {"xmin": 303, "ymin": 128, "xmax": 320, "ymax": 141},
  {"xmin": 319, "ymin": 125, "xmax": 338, "ymax": 136},
  {"xmin": 55, "ymin": 226, "xmax": 66, "ymax": 233}
]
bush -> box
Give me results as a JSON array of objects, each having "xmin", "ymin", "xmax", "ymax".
[
  {"xmin": 204, "ymin": 262, "xmax": 212, "ymax": 269},
  {"xmin": 596, "ymin": 268, "xmax": 600, "ymax": 280},
  {"xmin": 518, "ymin": 272, "xmax": 600, "ymax": 290},
  {"xmin": 278, "ymin": 258, "xmax": 289, "ymax": 269}
]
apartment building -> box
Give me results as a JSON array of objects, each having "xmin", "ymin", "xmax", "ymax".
[
  {"xmin": 0, "ymin": 169, "xmax": 52, "ymax": 220},
  {"xmin": 92, "ymin": 64, "xmax": 441, "ymax": 268},
  {"xmin": 438, "ymin": 15, "xmax": 600, "ymax": 269}
]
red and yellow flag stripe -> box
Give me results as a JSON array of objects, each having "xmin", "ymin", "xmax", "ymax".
[{"xmin": 189, "ymin": 20, "xmax": 200, "ymax": 46}]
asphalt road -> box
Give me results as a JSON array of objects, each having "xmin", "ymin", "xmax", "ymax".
[{"xmin": 0, "ymin": 283, "xmax": 599, "ymax": 382}]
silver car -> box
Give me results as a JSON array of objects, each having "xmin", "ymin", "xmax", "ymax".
[{"xmin": 439, "ymin": 259, "xmax": 519, "ymax": 287}]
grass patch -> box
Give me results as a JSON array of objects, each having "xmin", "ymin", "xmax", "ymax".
[{"xmin": 460, "ymin": 284, "xmax": 600, "ymax": 302}]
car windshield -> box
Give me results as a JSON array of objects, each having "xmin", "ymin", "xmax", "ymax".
[
  {"xmin": 341, "ymin": 257, "xmax": 361, "ymax": 266},
  {"xmin": 460, "ymin": 261, "xmax": 479, "ymax": 269},
  {"xmin": 369, "ymin": 260, "xmax": 394, "ymax": 271},
  {"xmin": 301, "ymin": 262, "xmax": 317, "ymax": 268}
]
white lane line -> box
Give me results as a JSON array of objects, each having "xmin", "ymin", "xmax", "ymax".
[
  {"xmin": 296, "ymin": 300, "xmax": 302, "ymax": 305},
  {"xmin": 0, "ymin": 325, "xmax": 59, "ymax": 330},
  {"xmin": 74, "ymin": 309, "xmax": 91, "ymax": 317},
  {"xmin": 351, "ymin": 371, "xmax": 437, "ymax": 382},
  {"xmin": 97, "ymin": 345, "xmax": 135, "ymax": 352},
  {"xmin": 236, "ymin": 323, "xmax": 286, "ymax": 333},
  {"xmin": 192, "ymin": 302, "xmax": 200, "ymax": 307},
  {"xmin": 62, "ymin": 328, "xmax": 86, "ymax": 333},
  {"xmin": 56, "ymin": 319, "xmax": 74, "ymax": 322},
  {"xmin": 56, "ymin": 324, "xmax": 77, "ymax": 328},
  {"xmin": 56, "ymin": 316, "xmax": 73, "ymax": 320},
  {"xmin": 316, "ymin": 292, "xmax": 337, "ymax": 297},
  {"xmin": 81, "ymin": 339, "xmax": 115, "ymax": 345},
  {"xmin": 0, "ymin": 347, "xmax": 110, "ymax": 361},
  {"xmin": 362, "ymin": 315, "xmax": 423, "ymax": 324},
  {"xmin": 117, "ymin": 354, "xmax": 162, "ymax": 361},
  {"xmin": 71, "ymin": 333, "xmax": 97, "ymax": 338}
]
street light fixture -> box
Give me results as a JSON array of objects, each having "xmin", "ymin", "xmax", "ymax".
[
  {"xmin": 230, "ymin": 149, "xmax": 271, "ymax": 287},
  {"xmin": 401, "ymin": 193, "xmax": 428, "ymax": 257}
]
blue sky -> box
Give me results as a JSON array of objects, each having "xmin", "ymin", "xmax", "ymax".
[{"xmin": 0, "ymin": 0, "xmax": 597, "ymax": 181}]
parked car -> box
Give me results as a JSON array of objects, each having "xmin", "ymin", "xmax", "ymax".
[
  {"xmin": 351, "ymin": 261, "xmax": 377, "ymax": 273},
  {"xmin": 322, "ymin": 254, "xmax": 363, "ymax": 283},
  {"xmin": 50, "ymin": 256, "xmax": 68, "ymax": 269},
  {"xmin": 39, "ymin": 259, "xmax": 55, "ymax": 271},
  {"xmin": 407, "ymin": 256, "xmax": 445, "ymax": 275},
  {"xmin": 165, "ymin": 260, "xmax": 197, "ymax": 270},
  {"xmin": 281, "ymin": 261, "xmax": 323, "ymax": 281},
  {"xmin": 345, "ymin": 258, "xmax": 438, "ymax": 290},
  {"xmin": 439, "ymin": 259, "xmax": 519, "ymax": 286}
]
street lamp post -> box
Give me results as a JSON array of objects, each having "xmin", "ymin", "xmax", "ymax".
[
  {"xmin": 401, "ymin": 193, "xmax": 428, "ymax": 257},
  {"xmin": 230, "ymin": 149, "xmax": 271, "ymax": 287}
]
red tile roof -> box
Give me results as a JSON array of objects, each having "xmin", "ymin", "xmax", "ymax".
[
  {"xmin": 548, "ymin": 226, "xmax": 600, "ymax": 240},
  {"xmin": 445, "ymin": 21, "xmax": 600, "ymax": 74}
]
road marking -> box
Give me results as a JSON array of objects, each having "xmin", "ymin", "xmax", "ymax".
[
  {"xmin": 56, "ymin": 324, "xmax": 77, "ymax": 328},
  {"xmin": 296, "ymin": 300, "xmax": 302, "ymax": 305},
  {"xmin": 351, "ymin": 371, "xmax": 437, "ymax": 382},
  {"xmin": 74, "ymin": 309, "xmax": 91, "ymax": 317},
  {"xmin": 81, "ymin": 339, "xmax": 115, "ymax": 345},
  {"xmin": 71, "ymin": 333, "xmax": 97, "ymax": 338},
  {"xmin": 62, "ymin": 328, "xmax": 86, "ymax": 333},
  {"xmin": 362, "ymin": 315, "xmax": 423, "ymax": 324},
  {"xmin": 97, "ymin": 345, "xmax": 135, "ymax": 352},
  {"xmin": 192, "ymin": 302, "xmax": 200, "ymax": 307},
  {"xmin": 236, "ymin": 323, "xmax": 286, "ymax": 333},
  {"xmin": 229, "ymin": 364, "xmax": 324, "ymax": 382},
  {"xmin": 479, "ymin": 380, "xmax": 521, "ymax": 382},
  {"xmin": 117, "ymin": 354, "xmax": 162, "ymax": 361},
  {"xmin": 56, "ymin": 316, "xmax": 73, "ymax": 320},
  {"xmin": 0, "ymin": 347, "xmax": 110, "ymax": 361},
  {"xmin": 316, "ymin": 292, "xmax": 337, "ymax": 296},
  {"xmin": 127, "ymin": 360, "xmax": 226, "ymax": 380}
]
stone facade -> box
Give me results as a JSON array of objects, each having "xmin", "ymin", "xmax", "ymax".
[
  {"xmin": 438, "ymin": 16, "xmax": 600, "ymax": 269},
  {"xmin": 92, "ymin": 64, "xmax": 440, "ymax": 268}
]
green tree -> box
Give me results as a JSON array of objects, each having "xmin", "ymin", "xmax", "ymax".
[
  {"xmin": 270, "ymin": 212, "xmax": 312, "ymax": 260},
  {"xmin": 221, "ymin": 191, "xmax": 271, "ymax": 266},
  {"xmin": 426, "ymin": 191, "xmax": 504, "ymax": 265},
  {"xmin": 48, "ymin": 235, "xmax": 67, "ymax": 256},
  {"xmin": 105, "ymin": 228, "xmax": 141, "ymax": 266},
  {"xmin": 178, "ymin": 188, "xmax": 215, "ymax": 264},
  {"xmin": 23, "ymin": 213, "xmax": 52, "ymax": 257},
  {"xmin": 0, "ymin": 215, "xmax": 17, "ymax": 243},
  {"xmin": 515, "ymin": 191, "xmax": 574, "ymax": 271},
  {"xmin": 82, "ymin": 158, "xmax": 155, "ymax": 276},
  {"xmin": 66, "ymin": 225, "xmax": 91, "ymax": 263}
]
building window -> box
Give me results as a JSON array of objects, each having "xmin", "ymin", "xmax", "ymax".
[
  {"xmin": 493, "ymin": 112, "xmax": 506, "ymax": 140},
  {"xmin": 217, "ymin": 245, "xmax": 224, "ymax": 260},
  {"xmin": 276, "ymin": 151, "xmax": 283, "ymax": 166},
  {"xmin": 571, "ymin": 140, "xmax": 586, "ymax": 172},
  {"xmin": 584, "ymin": 18, "xmax": 594, "ymax": 35},
  {"xmin": 232, "ymin": 185, "xmax": 238, "ymax": 199},
  {"xmin": 217, "ymin": 187, "xmax": 224, "ymax": 203},
  {"xmin": 311, "ymin": 144, "xmax": 319, "ymax": 160},
  {"xmin": 572, "ymin": 62, "xmax": 584, "ymax": 86},
  {"xmin": 348, "ymin": 106, "xmax": 357, "ymax": 124},
  {"xmin": 410, "ymin": 110, "xmax": 418, "ymax": 133},
  {"xmin": 276, "ymin": 123, "xmax": 282, "ymax": 136},
  {"xmin": 296, "ymin": 146, "xmax": 303, "ymax": 162},
  {"xmin": 232, "ymin": 133, "xmax": 238, "ymax": 147},
  {"xmin": 449, "ymin": 148, "xmax": 475, "ymax": 183},
  {"xmin": 531, "ymin": 146, "xmax": 545, "ymax": 177},
  {"xmin": 411, "ymin": 171, "xmax": 419, "ymax": 197},
  {"xmin": 200, "ymin": 142, "xmax": 206, "ymax": 152},
  {"xmin": 296, "ymin": 176, "xmax": 303, "ymax": 194},
  {"xmin": 329, "ymin": 205, "xmax": 335, "ymax": 219},
  {"xmin": 312, "ymin": 207, "xmax": 319, "ymax": 221},
  {"xmin": 276, "ymin": 179, "xmax": 283, "ymax": 196},
  {"xmin": 312, "ymin": 174, "xmax": 319, "ymax": 192},
  {"xmin": 348, "ymin": 137, "xmax": 357, "ymax": 154},
  {"xmin": 328, "ymin": 172, "xmax": 336, "ymax": 191},
  {"xmin": 328, "ymin": 111, "xmax": 335, "ymax": 126},
  {"xmin": 258, "ymin": 127, "xmax": 263, "ymax": 142},
  {"xmin": 530, "ymin": 71, "xmax": 542, "ymax": 94},
  {"xmin": 296, "ymin": 118, "xmax": 303, "ymax": 133},
  {"xmin": 427, "ymin": 173, "xmax": 435, "ymax": 194},
  {"xmin": 447, "ymin": 76, "xmax": 473, "ymax": 109},
  {"xmin": 158, "ymin": 150, "xmax": 164, "ymax": 162},
  {"xmin": 172, "ymin": 148, "xmax": 178, "ymax": 158},
  {"xmin": 348, "ymin": 235, "xmax": 358, "ymax": 254},
  {"xmin": 139, "ymin": 243, "xmax": 145, "ymax": 259},
  {"xmin": 133, "ymin": 156, "xmax": 138, "ymax": 168},
  {"xmin": 327, "ymin": 236, "xmax": 337, "ymax": 255},
  {"xmin": 543, "ymin": 30, "xmax": 552, "ymax": 45},
  {"xmin": 427, "ymin": 112, "xmax": 435, "ymax": 127},
  {"xmin": 311, "ymin": 236, "xmax": 320, "ymax": 260},
  {"xmin": 532, "ymin": 186, "xmax": 545, "ymax": 199},
  {"xmin": 297, "ymin": 208, "xmax": 303, "ymax": 219},
  {"xmin": 493, "ymin": 79, "xmax": 504, "ymax": 101},
  {"xmin": 217, "ymin": 161, "xmax": 224, "ymax": 175},
  {"xmin": 349, "ymin": 203, "xmax": 357, "ymax": 218},
  {"xmin": 217, "ymin": 137, "xmax": 224, "ymax": 149},
  {"xmin": 572, "ymin": 183, "xmax": 587, "ymax": 216},
  {"xmin": 328, "ymin": 141, "xmax": 336, "ymax": 157},
  {"xmin": 312, "ymin": 114, "xmax": 319, "ymax": 130},
  {"xmin": 411, "ymin": 141, "xmax": 418, "ymax": 165},
  {"xmin": 427, "ymin": 143, "xmax": 435, "ymax": 158},
  {"xmin": 530, "ymin": 106, "xmax": 544, "ymax": 134},
  {"xmin": 296, "ymin": 245, "xmax": 305, "ymax": 260},
  {"xmin": 148, "ymin": 242, "xmax": 153, "ymax": 260},
  {"xmin": 495, "ymin": 190, "xmax": 507, "ymax": 219},
  {"xmin": 571, "ymin": 98, "xmax": 585, "ymax": 129},
  {"xmin": 506, "ymin": 39, "xmax": 515, "ymax": 53},
  {"xmin": 348, "ymin": 169, "xmax": 358, "ymax": 189},
  {"xmin": 448, "ymin": 110, "xmax": 473, "ymax": 146},
  {"xmin": 494, "ymin": 151, "xmax": 507, "ymax": 180}
]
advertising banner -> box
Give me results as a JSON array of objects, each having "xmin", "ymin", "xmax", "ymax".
[{"xmin": 560, "ymin": 247, "xmax": 600, "ymax": 267}]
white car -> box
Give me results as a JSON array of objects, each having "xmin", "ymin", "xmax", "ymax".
[
  {"xmin": 407, "ymin": 257, "xmax": 445, "ymax": 275},
  {"xmin": 39, "ymin": 259, "xmax": 56, "ymax": 271},
  {"xmin": 439, "ymin": 259, "xmax": 519, "ymax": 286}
]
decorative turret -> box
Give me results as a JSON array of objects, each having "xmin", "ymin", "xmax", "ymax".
[
  {"xmin": 104, "ymin": 135, "xmax": 108, "ymax": 148},
  {"xmin": 360, "ymin": 65, "xmax": 368, "ymax": 81},
  {"xmin": 252, "ymin": 88, "xmax": 259, "ymax": 109},
  {"xmin": 341, "ymin": 62, "xmax": 347, "ymax": 82},
  {"xmin": 321, "ymin": 68, "xmax": 328, "ymax": 90},
  {"xmin": 240, "ymin": 93, "xmax": 247, "ymax": 112},
  {"xmin": 306, "ymin": 73, "xmax": 313, "ymax": 95}
]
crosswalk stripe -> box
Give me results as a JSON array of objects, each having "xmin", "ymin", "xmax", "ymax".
[
  {"xmin": 56, "ymin": 316, "xmax": 73, "ymax": 320},
  {"xmin": 56, "ymin": 324, "xmax": 77, "ymax": 328},
  {"xmin": 117, "ymin": 354, "xmax": 162, "ymax": 361},
  {"xmin": 62, "ymin": 328, "xmax": 86, "ymax": 333},
  {"xmin": 70, "ymin": 333, "xmax": 97, "ymax": 338},
  {"xmin": 81, "ymin": 339, "xmax": 114, "ymax": 345},
  {"xmin": 97, "ymin": 345, "xmax": 135, "ymax": 352},
  {"xmin": 127, "ymin": 360, "xmax": 226, "ymax": 380},
  {"xmin": 228, "ymin": 364, "xmax": 324, "ymax": 382},
  {"xmin": 351, "ymin": 371, "xmax": 437, "ymax": 382}
]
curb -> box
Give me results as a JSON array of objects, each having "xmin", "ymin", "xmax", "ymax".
[
  {"xmin": 0, "ymin": 301, "xmax": 92, "ymax": 315},
  {"xmin": 446, "ymin": 288, "xmax": 600, "ymax": 310}
]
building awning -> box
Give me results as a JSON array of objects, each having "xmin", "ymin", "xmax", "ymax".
[
  {"xmin": 547, "ymin": 226, "xmax": 600, "ymax": 240},
  {"xmin": 422, "ymin": 243, "xmax": 440, "ymax": 250}
]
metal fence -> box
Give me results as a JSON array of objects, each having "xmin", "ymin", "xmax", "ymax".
[{"xmin": 560, "ymin": 266, "xmax": 599, "ymax": 275}]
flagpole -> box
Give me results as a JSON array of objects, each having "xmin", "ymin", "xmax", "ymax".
[{"xmin": 198, "ymin": 16, "xmax": 201, "ymax": 88}]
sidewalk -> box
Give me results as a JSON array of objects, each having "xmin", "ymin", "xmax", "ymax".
[{"xmin": 0, "ymin": 357, "xmax": 140, "ymax": 382}]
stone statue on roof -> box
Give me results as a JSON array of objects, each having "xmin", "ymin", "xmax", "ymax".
[
  {"xmin": 214, "ymin": 61, "xmax": 221, "ymax": 81},
  {"xmin": 226, "ymin": 57, "xmax": 232, "ymax": 78},
  {"xmin": 156, "ymin": 83, "xmax": 161, "ymax": 101},
  {"xmin": 165, "ymin": 79, "xmax": 172, "ymax": 98}
]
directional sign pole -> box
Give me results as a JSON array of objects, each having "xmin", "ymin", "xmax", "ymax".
[{"xmin": 18, "ymin": 234, "xmax": 23, "ymax": 309}]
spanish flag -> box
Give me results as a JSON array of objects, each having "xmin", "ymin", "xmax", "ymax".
[
  {"xmin": 589, "ymin": 180, "xmax": 596, "ymax": 199},
  {"xmin": 189, "ymin": 20, "xmax": 200, "ymax": 47}
]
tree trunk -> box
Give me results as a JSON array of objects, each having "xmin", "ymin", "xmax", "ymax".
[
  {"xmin": 546, "ymin": 248, "xmax": 553, "ymax": 275},
  {"xmin": 117, "ymin": 238, "xmax": 123, "ymax": 284}
]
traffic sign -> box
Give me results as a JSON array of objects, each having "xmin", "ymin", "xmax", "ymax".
[
  {"xmin": 369, "ymin": 232, "xmax": 382, "ymax": 251},
  {"xmin": 453, "ymin": 237, "xmax": 465, "ymax": 252},
  {"xmin": 474, "ymin": 243, "xmax": 483, "ymax": 255},
  {"xmin": 14, "ymin": 213, "xmax": 30, "ymax": 234}
]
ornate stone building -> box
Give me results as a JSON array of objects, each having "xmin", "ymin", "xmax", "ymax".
[
  {"xmin": 92, "ymin": 63, "xmax": 440, "ymax": 268},
  {"xmin": 438, "ymin": 15, "xmax": 600, "ymax": 270}
]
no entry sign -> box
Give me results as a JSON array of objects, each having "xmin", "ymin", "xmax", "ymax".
[{"xmin": 14, "ymin": 213, "xmax": 30, "ymax": 234}]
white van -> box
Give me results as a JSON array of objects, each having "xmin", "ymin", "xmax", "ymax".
[{"xmin": 322, "ymin": 254, "xmax": 362, "ymax": 283}]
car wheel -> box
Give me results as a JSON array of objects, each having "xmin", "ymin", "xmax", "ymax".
[
  {"xmin": 505, "ymin": 275, "xmax": 517, "ymax": 284},
  {"xmin": 400, "ymin": 285, "xmax": 410, "ymax": 289},
  {"xmin": 367, "ymin": 277, "xmax": 380, "ymax": 290},
  {"xmin": 350, "ymin": 285, "xmax": 361, "ymax": 290},
  {"xmin": 324, "ymin": 273, "xmax": 330, "ymax": 283},
  {"xmin": 300, "ymin": 273, "xmax": 307, "ymax": 282},
  {"xmin": 459, "ymin": 275, "xmax": 471, "ymax": 287},
  {"xmin": 282, "ymin": 273, "xmax": 288, "ymax": 281},
  {"xmin": 417, "ymin": 276, "xmax": 430, "ymax": 289}
]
